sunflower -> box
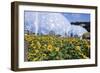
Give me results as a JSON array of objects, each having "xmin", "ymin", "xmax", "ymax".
[
  {"xmin": 75, "ymin": 46, "xmax": 81, "ymax": 51},
  {"xmin": 55, "ymin": 47, "xmax": 60, "ymax": 51},
  {"xmin": 47, "ymin": 44, "xmax": 53, "ymax": 51}
]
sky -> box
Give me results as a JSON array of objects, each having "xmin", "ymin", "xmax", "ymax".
[
  {"xmin": 63, "ymin": 13, "xmax": 90, "ymax": 22},
  {"xmin": 25, "ymin": 11, "xmax": 90, "ymax": 23}
]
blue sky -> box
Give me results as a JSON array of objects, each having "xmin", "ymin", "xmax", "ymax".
[
  {"xmin": 25, "ymin": 11, "xmax": 90, "ymax": 23},
  {"xmin": 63, "ymin": 13, "xmax": 90, "ymax": 22}
]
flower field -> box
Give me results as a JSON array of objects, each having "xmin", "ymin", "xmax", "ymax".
[{"xmin": 24, "ymin": 34, "xmax": 90, "ymax": 61}]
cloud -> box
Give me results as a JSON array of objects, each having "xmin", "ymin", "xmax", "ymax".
[{"xmin": 71, "ymin": 14, "xmax": 81, "ymax": 19}]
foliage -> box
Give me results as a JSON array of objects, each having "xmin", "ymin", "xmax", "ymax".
[
  {"xmin": 24, "ymin": 34, "xmax": 90, "ymax": 61},
  {"xmin": 82, "ymin": 32, "xmax": 90, "ymax": 39}
]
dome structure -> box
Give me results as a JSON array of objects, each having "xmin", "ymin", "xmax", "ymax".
[
  {"xmin": 24, "ymin": 11, "xmax": 88, "ymax": 37},
  {"xmin": 24, "ymin": 12, "xmax": 71, "ymax": 36},
  {"xmin": 68, "ymin": 25, "xmax": 88, "ymax": 37}
]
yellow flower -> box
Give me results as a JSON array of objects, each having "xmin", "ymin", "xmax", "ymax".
[
  {"xmin": 79, "ymin": 52, "xmax": 88, "ymax": 59},
  {"xmin": 37, "ymin": 41, "xmax": 41, "ymax": 48},
  {"xmin": 55, "ymin": 47, "xmax": 60, "ymax": 51},
  {"xmin": 30, "ymin": 43, "xmax": 34, "ymax": 47},
  {"xmin": 35, "ymin": 50, "xmax": 39, "ymax": 53},
  {"xmin": 47, "ymin": 44, "xmax": 53, "ymax": 51},
  {"xmin": 33, "ymin": 46, "xmax": 36, "ymax": 49},
  {"xmin": 75, "ymin": 46, "xmax": 80, "ymax": 51},
  {"xmin": 44, "ymin": 44, "xmax": 47, "ymax": 47},
  {"xmin": 25, "ymin": 35, "xmax": 33, "ymax": 42}
]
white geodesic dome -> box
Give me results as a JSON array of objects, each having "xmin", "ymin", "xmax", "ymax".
[
  {"xmin": 24, "ymin": 12, "xmax": 71, "ymax": 36},
  {"xmin": 68, "ymin": 25, "xmax": 88, "ymax": 37},
  {"xmin": 24, "ymin": 12, "xmax": 88, "ymax": 37}
]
